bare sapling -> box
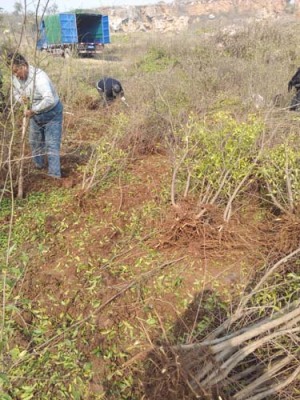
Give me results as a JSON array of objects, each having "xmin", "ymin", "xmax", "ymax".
[{"xmin": 17, "ymin": 110, "xmax": 28, "ymax": 199}]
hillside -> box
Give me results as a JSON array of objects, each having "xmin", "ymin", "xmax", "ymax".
[{"xmin": 98, "ymin": 0, "xmax": 298, "ymax": 32}]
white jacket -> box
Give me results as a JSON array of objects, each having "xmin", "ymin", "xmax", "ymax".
[{"xmin": 13, "ymin": 65, "xmax": 59, "ymax": 114}]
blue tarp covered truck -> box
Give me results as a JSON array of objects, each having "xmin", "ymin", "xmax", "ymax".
[{"xmin": 37, "ymin": 13, "xmax": 110, "ymax": 57}]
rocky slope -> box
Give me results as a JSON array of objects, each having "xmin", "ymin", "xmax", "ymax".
[{"xmin": 98, "ymin": 0, "xmax": 298, "ymax": 33}]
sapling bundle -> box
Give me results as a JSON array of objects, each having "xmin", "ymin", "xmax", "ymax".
[{"xmin": 171, "ymin": 247, "xmax": 300, "ymax": 399}]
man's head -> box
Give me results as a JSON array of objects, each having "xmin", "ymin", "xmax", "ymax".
[
  {"xmin": 7, "ymin": 52, "xmax": 29, "ymax": 81},
  {"xmin": 112, "ymin": 82, "xmax": 123, "ymax": 97}
]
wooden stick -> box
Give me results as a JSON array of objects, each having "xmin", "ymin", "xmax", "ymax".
[{"xmin": 17, "ymin": 114, "xmax": 28, "ymax": 199}]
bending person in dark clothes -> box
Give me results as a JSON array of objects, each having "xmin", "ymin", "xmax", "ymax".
[
  {"xmin": 96, "ymin": 77, "xmax": 126, "ymax": 106},
  {"xmin": 288, "ymin": 67, "xmax": 300, "ymax": 111}
]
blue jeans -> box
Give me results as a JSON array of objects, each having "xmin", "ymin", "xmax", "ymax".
[{"xmin": 29, "ymin": 101, "xmax": 63, "ymax": 178}]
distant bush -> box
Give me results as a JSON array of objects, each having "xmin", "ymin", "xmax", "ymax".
[{"xmin": 137, "ymin": 46, "xmax": 177, "ymax": 73}]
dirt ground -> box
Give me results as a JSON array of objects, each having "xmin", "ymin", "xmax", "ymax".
[{"xmin": 2, "ymin": 98, "xmax": 300, "ymax": 399}]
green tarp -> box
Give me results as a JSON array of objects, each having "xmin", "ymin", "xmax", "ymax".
[{"xmin": 44, "ymin": 15, "xmax": 61, "ymax": 44}]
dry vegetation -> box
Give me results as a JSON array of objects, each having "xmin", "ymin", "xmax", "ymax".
[{"xmin": 0, "ymin": 11, "xmax": 300, "ymax": 400}]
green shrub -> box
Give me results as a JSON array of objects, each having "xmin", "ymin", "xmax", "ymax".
[
  {"xmin": 258, "ymin": 140, "xmax": 300, "ymax": 212},
  {"xmin": 172, "ymin": 111, "xmax": 264, "ymax": 217},
  {"xmin": 137, "ymin": 46, "xmax": 177, "ymax": 73}
]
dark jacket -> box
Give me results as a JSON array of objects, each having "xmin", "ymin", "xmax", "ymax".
[
  {"xmin": 288, "ymin": 68, "xmax": 300, "ymax": 92},
  {"xmin": 96, "ymin": 77, "xmax": 124, "ymax": 101},
  {"xmin": 288, "ymin": 68, "xmax": 300, "ymax": 110}
]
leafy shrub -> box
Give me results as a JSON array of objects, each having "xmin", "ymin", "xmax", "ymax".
[
  {"xmin": 171, "ymin": 111, "xmax": 264, "ymax": 219},
  {"xmin": 258, "ymin": 140, "xmax": 300, "ymax": 213},
  {"xmin": 81, "ymin": 112, "xmax": 129, "ymax": 191}
]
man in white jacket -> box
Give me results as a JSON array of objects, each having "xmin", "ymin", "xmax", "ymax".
[{"xmin": 9, "ymin": 52, "xmax": 63, "ymax": 178}]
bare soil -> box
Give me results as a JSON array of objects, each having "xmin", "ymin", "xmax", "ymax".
[{"xmin": 4, "ymin": 103, "xmax": 300, "ymax": 400}]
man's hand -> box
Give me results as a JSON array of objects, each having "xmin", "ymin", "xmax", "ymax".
[
  {"xmin": 121, "ymin": 96, "xmax": 129, "ymax": 107},
  {"xmin": 24, "ymin": 109, "xmax": 35, "ymax": 118}
]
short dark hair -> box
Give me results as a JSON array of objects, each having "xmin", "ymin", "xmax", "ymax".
[{"xmin": 6, "ymin": 52, "xmax": 28, "ymax": 67}]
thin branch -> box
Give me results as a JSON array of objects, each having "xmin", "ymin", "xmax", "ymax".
[
  {"xmin": 234, "ymin": 355, "xmax": 295, "ymax": 400},
  {"xmin": 245, "ymin": 364, "xmax": 300, "ymax": 400}
]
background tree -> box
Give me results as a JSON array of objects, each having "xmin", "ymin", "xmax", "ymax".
[
  {"xmin": 46, "ymin": 2, "xmax": 59, "ymax": 15},
  {"xmin": 13, "ymin": 1, "xmax": 23, "ymax": 16}
]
